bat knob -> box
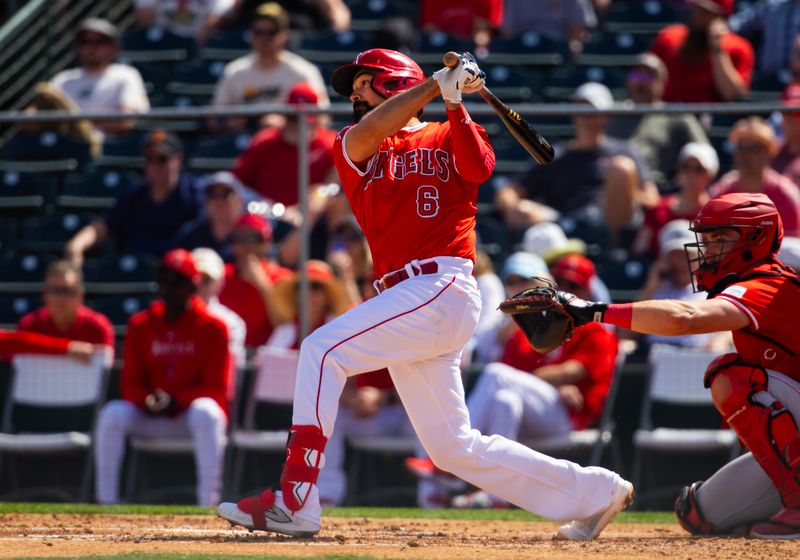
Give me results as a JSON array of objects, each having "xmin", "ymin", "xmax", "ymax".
[{"xmin": 443, "ymin": 51, "xmax": 460, "ymax": 69}]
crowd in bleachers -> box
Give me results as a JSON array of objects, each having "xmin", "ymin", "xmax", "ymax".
[{"xmin": 4, "ymin": 0, "xmax": 800, "ymax": 507}]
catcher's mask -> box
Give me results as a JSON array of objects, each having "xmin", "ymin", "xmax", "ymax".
[{"xmin": 685, "ymin": 192, "xmax": 783, "ymax": 292}]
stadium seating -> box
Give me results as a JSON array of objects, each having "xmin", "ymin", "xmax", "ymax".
[
  {"xmin": 0, "ymin": 254, "xmax": 50, "ymax": 294},
  {"xmin": 120, "ymin": 27, "xmax": 197, "ymax": 63},
  {"xmin": 0, "ymin": 295, "xmax": 38, "ymax": 327},
  {"xmin": 16, "ymin": 213, "xmax": 95, "ymax": 255},
  {"xmin": 603, "ymin": 0, "xmax": 684, "ymax": 34},
  {"xmin": 298, "ymin": 30, "xmax": 370, "ymax": 63},
  {"xmin": 58, "ymin": 170, "xmax": 141, "ymax": 211},
  {"xmin": 574, "ymin": 31, "xmax": 650, "ymax": 67},
  {"xmin": 186, "ymin": 133, "xmax": 252, "ymax": 173},
  {"xmin": 348, "ymin": 0, "xmax": 418, "ymax": 32},
  {"xmin": 1, "ymin": 131, "xmax": 93, "ymax": 173},
  {"xmin": 483, "ymin": 32, "xmax": 569, "ymax": 67},
  {"xmin": 542, "ymin": 66, "xmax": 628, "ymax": 101},
  {"xmin": 166, "ymin": 59, "xmax": 227, "ymax": 98},
  {"xmin": 0, "ymin": 170, "xmax": 56, "ymax": 215},
  {"xmin": 83, "ymin": 253, "xmax": 159, "ymax": 296},
  {"xmin": 202, "ymin": 28, "xmax": 250, "ymax": 61}
]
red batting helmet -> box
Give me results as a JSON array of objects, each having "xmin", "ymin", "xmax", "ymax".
[
  {"xmin": 331, "ymin": 48, "xmax": 425, "ymax": 99},
  {"xmin": 686, "ymin": 193, "xmax": 783, "ymax": 292}
]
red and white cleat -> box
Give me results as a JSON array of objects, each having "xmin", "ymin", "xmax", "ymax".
[
  {"xmin": 751, "ymin": 507, "xmax": 800, "ymax": 540},
  {"xmin": 557, "ymin": 478, "xmax": 634, "ymax": 541},
  {"xmin": 217, "ymin": 489, "xmax": 321, "ymax": 537}
]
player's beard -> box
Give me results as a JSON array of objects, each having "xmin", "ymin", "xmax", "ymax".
[{"xmin": 353, "ymin": 100, "xmax": 374, "ymax": 122}]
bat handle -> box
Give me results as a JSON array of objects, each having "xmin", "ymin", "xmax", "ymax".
[{"xmin": 443, "ymin": 51, "xmax": 460, "ymax": 69}]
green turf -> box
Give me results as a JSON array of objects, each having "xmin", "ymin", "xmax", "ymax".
[{"xmin": 0, "ymin": 502, "xmax": 675, "ymax": 524}]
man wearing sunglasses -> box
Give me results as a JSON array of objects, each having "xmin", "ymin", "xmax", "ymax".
[
  {"xmin": 66, "ymin": 130, "xmax": 203, "ymax": 266},
  {"xmin": 94, "ymin": 249, "xmax": 231, "ymax": 506},
  {"xmin": 51, "ymin": 18, "xmax": 150, "ymax": 135}
]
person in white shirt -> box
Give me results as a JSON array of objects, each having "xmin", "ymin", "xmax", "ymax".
[
  {"xmin": 134, "ymin": 0, "xmax": 235, "ymax": 45},
  {"xmin": 51, "ymin": 18, "xmax": 150, "ymax": 136},
  {"xmin": 211, "ymin": 2, "xmax": 328, "ymax": 131}
]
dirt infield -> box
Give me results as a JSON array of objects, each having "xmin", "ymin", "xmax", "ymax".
[{"xmin": 0, "ymin": 513, "xmax": 795, "ymax": 559}]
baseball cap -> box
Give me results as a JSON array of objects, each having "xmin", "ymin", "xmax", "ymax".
[
  {"xmin": 658, "ymin": 220, "xmax": 694, "ymax": 255},
  {"xmin": 521, "ymin": 222, "xmax": 587, "ymax": 265},
  {"xmin": 572, "ymin": 82, "xmax": 614, "ymax": 110},
  {"xmin": 677, "ymin": 142, "xmax": 719, "ymax": 177},
  {"xmin": 142, "ymin": 129, "xmax": 183, "ymax": 156},
  {"xmin": 286, "ymin": 82, "xmax": 320, "ymax": 106},
  {"xmin": 191, "ymin": 248, "xmax": 225, "ymax": 282},
  {"xmin": 159, "ymin": 249, "xmax": 200, "ymax": 284},
  {"xmin": 234, "ymin": 212, "xmax": 272, "ymax": 241},
  {"xmin": 687, "ymin": 0, "xmax": 734, "ymax": 16},
  {"xmin": 728, "ymin": 116, "xmax": 778, "ymax": 156},
  {"xmin": 253, "ymin": 2, "xmax": 290, "ymax": 31},
  {"xmin": 202, "ymin": 171, "xmax": 248, "ymax": 198},
  {"xmin": 502, "ymin": 252, "xmax": 550, "ymax": 281},
  {"xmin": 77, "ymin": 18, "xmax": 119, "ymax": 42},
  {"xmin": 634, "ymin": 52, "xmax": 667, "ymax": 82},
  {"xmin": 551, "ymin": 254, "xmax": 596, "ymax": 290}
]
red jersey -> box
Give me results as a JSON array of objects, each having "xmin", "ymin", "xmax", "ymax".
[
  {"xmin": 713, "ymin": 260, "xmax": 800, "ymax": 382},
  {"xmin": 233, "ymin": 125, "xmax": 337, "ymax": 207},
  {"xmin": 420, "ymin": 0, "xmax": 503, "ymax": 38},
  {"xmin": 0, "ymin": 329, "xmax": 71, "ymax": 356},
  {"xmin": 650, "ymin": 24, "xmax": 754, "ymax": 103},
  {"xmin": 18, "ymin": 305, "xmax": 114, "ymax": 354},
  {"xmin": 333, "ymin": 105, "xmax": 495, "ymax": 276},
  {"xmin": 219, "ymin": 260, "xmax": 293, "ymax": 347},
  {"xmin": 501, "ymin": 323, "xmax": 618, "ymax": 430},
  {"xmin": 122, "ymin": 297, "xmax": 231, "ymax": 416}
]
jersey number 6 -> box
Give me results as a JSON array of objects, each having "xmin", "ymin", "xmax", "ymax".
[{"xmin": 417, "ymin": 185, "xmax": 440, "ymax": 218}]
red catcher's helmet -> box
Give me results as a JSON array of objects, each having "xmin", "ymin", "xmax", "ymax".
[
  {"xmin": 686, "ymin": 192, "xmax": 783, "ymax": 292},
  {"xmin": 331, "ymin": 48, "xmax": 425, "ymax": 99}
]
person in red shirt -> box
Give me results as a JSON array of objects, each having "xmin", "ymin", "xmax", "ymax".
[
  {"xmin": 218, "ymin": 213, "xmax": 293, "ymax": 347},
  {"xmin": 419, "ymin": 0, "xmax": 503, "ymax": 52},
  {"xmin": 94, "ymin": 249, "xmax": 231, "ymax": 506},
  {"xmin": 557, "ymin": 193, "xmax": 800, "ymax": 539},
  {"xmin": 219, "ymin": 48, "xmax": 632, "ymax": 541},
  {"xmin": 0, "ymin": 329, "xmax": 96, "ymax": 360},
  {"xmin": 232, "ymin": 83, "xmax": 338, "ymax": 213},
  {"xmin": 649, "ymin": 0, "xmax": 754, "ymax": 102},
  {"xmin": 18, "ymin": 260, "xmax": 114, "ymax": 359}
]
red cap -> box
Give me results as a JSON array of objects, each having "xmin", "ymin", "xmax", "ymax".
[
  {"xmin": 551, "ymin": 254, "xmax": 596, "ymax": 290},
  {"xmin": 287, "ymin": 82, "xmax": 320, "ymax": 106},
  {"xmin": 234, "ymin": 213, "xmax": 272, "ymax": 240},
  {"xmin": 306, "ymin": 260, "xmax": 334, "ymax": 283},
  {"xmin": 160, "ymin": 249, "xmax": 200, "ymax": 284},
  {"xmin": 688, "ymin": 0, "xmax": 733, "ymax": 16}
]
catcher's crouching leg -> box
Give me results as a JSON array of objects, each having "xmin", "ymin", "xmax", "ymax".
[{"xmin": 674, "ymin": 481, "xmax": 717, "ymax": 535}]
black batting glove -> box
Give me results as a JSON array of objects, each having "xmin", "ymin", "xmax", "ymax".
[{"xmin": 557, "ymin": 291, "xmax": 608, "ymax": 327}]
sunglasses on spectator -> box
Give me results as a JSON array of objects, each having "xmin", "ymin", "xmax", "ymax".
[
  {"xmin": 231, "ymin": 231, "xmax": 266, "ymax": 244},
  {"xmin": 251, "ymin": 27, "xmax": 280, "ymax": 37},
  {"xmin": 44, "ymin": 285, "xmax": 81, "ymax": 296},
  {"xmin": 78, "ymin": 35, "xmax": 112, "ymax": 46},
  {"xmin": 680, "ymin": 162, "xmax": 707, "ymax": 173},
  {"xmin": 206, "ymin": 188, "xmax": 235, "ymax": 200},
  {"xmin": 627, "ymin": 69, "xmax": 656, "ymax": 83},
  {"xmin": 145, "ymin": 154, "xmax": 170, "ymax": 165},
  {"xmin": 156, "ymin": 270, "xmax": 192, "ymax": 287}
]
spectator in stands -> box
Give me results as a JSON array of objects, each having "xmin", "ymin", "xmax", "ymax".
[
  {"xmin": 729, "ymin": 0, "xmax": 800, "ymax": 79},
  {"xmin": 218, "ymin": 213, "xmax": 293, "ymax": 348},
  {"xmin": 94, "ymin": 249, "xmax": 231, "ymax": 506},
  {"xmin": 710, "ymin": 117, "xmax": 800, "ymax": 236},
  {"xmin": 415, "ymin": 254, "xmax": 618, "ymax": 509},
  {"xmin": 649, "ymin": 0, "xmax": 754, "ymax": 102},
  {"xmin": 18, "ymin": 82, "xmax": 102, "ymax": 159},
  {"xmin": 495, "ymin": 82, "xmax": 657, "ymax": 251},
  {"xmin": 228, "ymin": 0, "xmax": 350, "ymax": 32},
  {"xmin": 419, "ymin": 0, "xmax": 503, "ymax": 53},
  {"xmin": 65, "ymin": 130, "xmax": 203, "ymax": 265},
  {"xmin": 192, "ymin": 247, "xmax": 247, "ymax": 369},
  {"xmin": 501, "ymin": 0, "xmax": 597, "ymax": 53},
  {"xmin": 608, "ymin": 53, "xmax": 709, "ymax": 191},
  {"xmin": 773, "ymin": 84, "xmax": 800, "ymax": 188},
  {"xmin": 633, "ymin": 142, "xmax": 718, "ymax": 257},
  {"xmin": 211, "ymin": 2, "xmax": 329, "ymax": 131},
  {"xmin": 134, "ymin": 0, "xmax": 235, "ymax": 45},
  {"xmin": 51, "ymin": 18, "xmax": 150, "ymax": 136},
  {"xmin": 325, "ymin": 216, "xmax": 373, "ymax": 305},
  {"xmin": 17, "ymin": 260, "xmax": 114, "ymax": 361},
  {"xmin": 463, "ymin": 250, "xmax": 506, "ymax": 367},
  {"xmin": 174, "ymin": 171, "xmax": 251, "ymax": 263},
  {"xmin": 232, "ymin": 82, "xmax": 338, "ymax": 215}
]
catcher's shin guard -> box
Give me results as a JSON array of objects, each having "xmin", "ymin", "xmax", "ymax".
[
  {"xmin": 674, "ymin": 481, "xmax": 716, "ymax": 535},
  {"xmin": 706, "ymin": 356, "xmax": 800, "ymax": 507},
  {"xmin": 281, "ymin": 425, "xmax": 328, "ymax": 512}
]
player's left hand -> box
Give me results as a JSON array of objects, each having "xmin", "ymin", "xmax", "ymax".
[{"xmin": 433, "ymin": 52, "xmax": 485, "ymax": 104}]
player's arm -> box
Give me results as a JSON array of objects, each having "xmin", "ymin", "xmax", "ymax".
[
  {"xmin": 345, "ymin": 78, "xmax": 441, "ymax": 162},
  {"xmin": 447, "ymin": 104, "xmax": 495, "ymax": 183},
  {"xmin": 534, "ymin": 359, "xmax": 587, "ymax": 386}
]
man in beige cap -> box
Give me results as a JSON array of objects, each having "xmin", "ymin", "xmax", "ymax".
[{"xmin": 608, "ymin": 52, "xmax": 709, "ymax": 190}]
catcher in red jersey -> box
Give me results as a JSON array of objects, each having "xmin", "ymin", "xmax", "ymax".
[
  {"xmin": 547, "ymin": 192, "xmax": 800, "ymax": 539},
  {"xmin": 218, "ymin": 48, "xmax": 633, "ymax": 540}
]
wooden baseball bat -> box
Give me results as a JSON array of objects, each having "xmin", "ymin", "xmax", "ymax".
[{"xmin": 443, "ymin": 51, "xmax": 554, "ymax": 165}]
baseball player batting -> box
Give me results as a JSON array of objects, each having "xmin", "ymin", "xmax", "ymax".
[
  {"xmin": 502, "ymin": 192, "xmax": 800, "ymax": 539},
  {"xmin": 217, "ymin": 48, "xmax": 633, "ymax": 540}
]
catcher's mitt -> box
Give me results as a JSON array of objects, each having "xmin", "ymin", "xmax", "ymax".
[{"xmin": 497, "ymin": 277, "xmax": 575, "ymax": 353}]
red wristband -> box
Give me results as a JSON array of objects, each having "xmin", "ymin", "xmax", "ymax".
[{"xmin": 604, "ymin": 303, "xmax": 633, "ymax": 329}]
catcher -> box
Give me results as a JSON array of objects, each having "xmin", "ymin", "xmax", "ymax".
[{"xmin": 501, "ymin": 192, "xmax": 800, "ymax": 539}]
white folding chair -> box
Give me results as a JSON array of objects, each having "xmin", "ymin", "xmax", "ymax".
[
  {"xmin": 227, "ymin": 346, "xmax": 299, "ymax": 497},
  {"xmin": 631, "ymin": 343, "xmax": 740, "ymax": 506},
  {"xmin": 0, "ymin": 350, "xmax": 111, "ymax": 501}
]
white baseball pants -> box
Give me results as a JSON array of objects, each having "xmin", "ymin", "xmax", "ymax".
[
  {"xmin": 94, "ymin": 397, "xmax": 227, "ymax": 506},
  {"xmin": 294, "ymin": 256, "xmax": 623, "ymax": 521}
]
